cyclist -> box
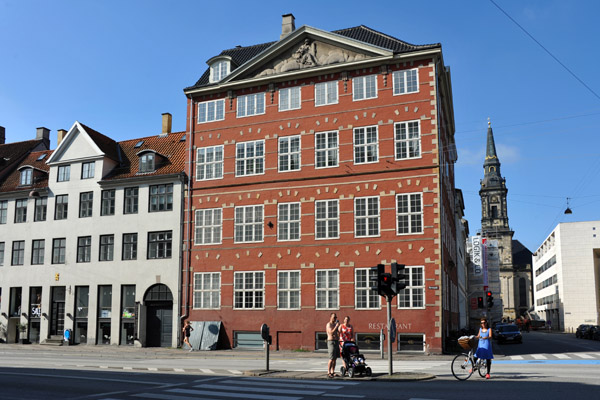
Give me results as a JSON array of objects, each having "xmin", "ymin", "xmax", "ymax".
[{"xmin": 475, "ymin": 317, "xmax": 494, "ymax": 379}]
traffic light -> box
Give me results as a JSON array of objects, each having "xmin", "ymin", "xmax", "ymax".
[
  {"xmin": 477, "ymin": 296, "xmax": 484, "ymax": 308},
  {"xmin": 380, "ymin": 273, "xmax": 394, "ymax": 297},
  {"xmin": 391, "ymin": 262, "xmax": 407, "ymax": 294},
  {"xmin": 486, "ymin": 291, "xmax": 494, "ymax": 308},
  {"xmin": 370, "ymin": 264, "xmax": 385, "ymax": 295}
]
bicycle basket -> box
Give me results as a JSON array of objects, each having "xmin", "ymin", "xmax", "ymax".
[{"xmin": 457, "ymin": 336, "xmax": 476, "ymax": 350}]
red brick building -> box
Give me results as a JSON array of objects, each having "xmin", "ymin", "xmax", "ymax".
[{"xmin": 182, "ymin": 15, "xmax": 459, "ymax": 353}]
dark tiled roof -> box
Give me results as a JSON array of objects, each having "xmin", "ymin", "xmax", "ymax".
[
  {"xmin": 0, "ymin": 150, "xmax": 53, "ymax": 193},
  {"xmin": 185, "ymin": 25, "xmax": 440, "ymax": 91},
  {"xmin": 0, "ymin": 139, "xmax": 46, "ymax": 172},
  {"xmin": 80, "ymin": 123, "xmax": 121, "ymax": 162},
  {"xmin": 102, "ymin": 131, "xmax": 186, "ymax": 181}
]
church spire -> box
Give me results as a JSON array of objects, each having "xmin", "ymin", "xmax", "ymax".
[{"xmin": 483, "ymin": 119, "xmax": 501, "ymax": 180}]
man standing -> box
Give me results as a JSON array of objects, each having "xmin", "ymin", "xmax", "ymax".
[{"xmin": 326, "ymin": 313, "xmax": 340, "ymax": 378}]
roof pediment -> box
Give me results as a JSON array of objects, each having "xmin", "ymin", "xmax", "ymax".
[{"xmin": 47, "ymin": 122, "xmax": 120, "ymax": 164}]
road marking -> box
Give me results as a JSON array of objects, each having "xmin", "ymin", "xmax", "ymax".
[
  {"xmin": 510, "ymin": 355, "xmax": 523, "ymax": 360},
  {"xmin": 228, "ymin": 369, "xmax": 243, "ymax": 374},
  {"xmin": 201, "ymin": 368, "xmax": 215, "ymax": 374},
  {"xmin": 574, "ymin": 353, "xmax": 594, "ymax": 359},
  {"xmin": 322, "ymin": 395, "xmax": 365, "ymax": 398},
  {"xmin": 553, "ymin": 353, "xmax": 569, "ymax": 359},
  {"xmin": 148, "ymin": 367, "xmax": 158, "ymax": 371},
  {"xmin": 168, "ymin": 388, "xmax": 302, "ymax": 400},
  {"xmin": 195, "ymin": 383, "xmax": 325, "ymax": 396},
  {"xmin": 174, "ymin": 368, "xmax": 185, "ymax": 372},
  {"xmin": 220, "ymin": 379, "xmax": 345, "ymax": 390},
  {"xmin": 531, "ymin": 354, "xmax": 547, "ymax": 359},
  {"xmin": 133, "ymin": 393, "xmax": 220, "ymax": 400},
  {"xmin": 242, "ymin": 377, "xmax": 360, "ymax": 385}
]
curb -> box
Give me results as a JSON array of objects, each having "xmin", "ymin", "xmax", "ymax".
[{"xmin": 244, "ymin": 369, "xmax": 436, "ymax": 381}]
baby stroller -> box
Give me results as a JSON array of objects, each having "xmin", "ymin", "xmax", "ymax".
[{"xmin": 339, "ymin": 341, "xmax": 372, "ymax": 378}]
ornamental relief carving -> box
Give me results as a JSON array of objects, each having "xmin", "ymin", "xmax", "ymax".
[{"xmin": 256, "ymin": 39, "xmax": 369, "ymax": 77}]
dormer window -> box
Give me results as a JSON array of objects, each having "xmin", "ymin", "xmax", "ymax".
[
  {"xmin": 209, "ymin": 60, "xmax": 230, "ymax": 83},
  {"xmin": 139, "ymin": 152, "xmax": 155, "ymax": 173},
  {"xmin": 20, "ymin": 168, "xmax": 33, "ymax": 186}
]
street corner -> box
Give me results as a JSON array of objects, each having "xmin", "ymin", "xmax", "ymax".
[
  {"xmin": 371, "ymin": 372, "xmax": 437, "ymax": 382},
  {"xmin": 244, "ymin": 369, "xmax": 436, "ymax": 382}
]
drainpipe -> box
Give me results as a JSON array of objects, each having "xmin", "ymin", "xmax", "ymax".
[
  {"xmin": 181, "ymin": 97, "xmax": 195, "ymax": 329},
  {"xmin": 435, "ymin": 57, "xmax": 446, "ymax": 352}
]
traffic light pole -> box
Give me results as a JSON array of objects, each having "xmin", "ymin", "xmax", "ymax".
[{"xmin": 387, "ymin": 295, "xmax": 393, "ymax": 376}]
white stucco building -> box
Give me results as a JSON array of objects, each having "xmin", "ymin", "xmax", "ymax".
[
  {"xmin": 533, "ymin": 221, "xmax": 600, "ymax": 331},
  {"xmin": 0, "ymin": 117, "xmax": 186, "ymax": 346}
]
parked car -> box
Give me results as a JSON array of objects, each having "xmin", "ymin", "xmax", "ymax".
[
  {"xmin": 493, "ymin": 324, "xmax": 507, "ymax": 339},
  {"xmin": 576, "ymin": 324, "xmax": 592, "ymax": 339},
  {"xmin": 496, "ymin": 324, "xmax": 523, "ymax": 344},
  {"xmin": 585, "ymin": 325, "xmax": 600, "ymax": 340}
]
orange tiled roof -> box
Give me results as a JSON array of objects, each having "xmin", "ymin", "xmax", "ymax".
[{"xmin": 0, "ymin": 150, "xmax": 53, "ymax": 193}]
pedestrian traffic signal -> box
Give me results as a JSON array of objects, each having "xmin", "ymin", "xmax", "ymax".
[
  {"xmin": 477, "ymin": 296, "xmax": 484, "ymax": 308},
  {"xmin": 380, "ymin": 272, "xmax": 394, "ymax": 297},
  {"xmin": 486, "ymin": 291, "xmax": 494, "ymax": 308},
  {"xmin": 391, "ymin": 262, "xmax": 407, "ymax": 294}
]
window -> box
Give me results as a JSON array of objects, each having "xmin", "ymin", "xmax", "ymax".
[
  {"xmin": 124, "ymin": 187, "xmax": 139, "ymax": 214},
  {"xmin": 11, "ymin": 241, "xmax": 25, "ymax": 265},
  {"xmin": 139, "ymin": 153, "xmax": 155, "ymax": 173},
  {"xmin": 14, "ymin": 199, "xmax": 27, "ymax": 223},
  {"xmin": 315, "ymin": 200, "xmax": 339, "ymax": 239},
  {"xmin": 395, "ymin": 121, "xmax": 421, "ymax": 160},
  {"xmin": 397, "ymin": 193, "xmax": 423, "ymax": 234},
  {"xmin": 397, "ymin": 266, "xmax": 424, "ymax": 308},
  {"xmin": 195, "ymin": 208, "xmax": 222, "ymax": 245},
  {"xmin": 0, "ymin": 200, "xmax": 7, "ymax": 224},
  {"xmin": 234, "ymin": 271, "xmax": 264, "ymax": 309},
  {"xmin": 34, "ymin": 196, "xmax": 47, "ymax": 221},
  {"xmin": 210, "ymin": 60, "xmax": 229, "ymax": 82},
  {"xmin": 355, "ymin": 197, "xmax": 380, "ymax": 237},
  {"xmin": 149, "ymin": 184, "xmax": 173, "ymax": 212},
  {"xmin": 355, "ymin": 268, "xmax": 380, "ymax": 309},
  {"xmin": 55, "ymin": 195, "xmax": 68, "ymax": 220},
  {"xmin": 278, "ymin": 203, "xmax": 300, "ymax": 241},
  {"xmin": 20, "ymin": 168, "xmax": 33, "ymax": 185},
  {"xmin": 278, "ymin": 270, "xmax": 300, "ymax": 310},
  {"xmin": 79, "ymin": 192, "xmax": 93, "ymax": 218},
  {"xmin": 398, "ymin": 334, "xmax": 425, "ymax": 352},
  {"xmin": 52, "ymin": 238, "xmax": 66, "ymax": 264},
  {"xmin": 393, "ymin": 69, "xmax": 419, "ymax": 95},
  {"xmin": 236, "ymin": 140, "xmax": 264, "ymax": 176},
  {"xmin": 122, "ymin": 233, "xmax": 137, "ymax": 260},
  {"xmin": 198, "ymin": 99, "xmax": 225, "ymax": 123},
  {"xmin": 147, "ymin": 231, "xmax": 172, "ymax": 259},
  {"xmin": 353, "ymin": 75, "xmax": 377, "ymax": 100},
  {"xmin": 193, "ymin": 272, "xmax": 221, "ymax": 309},
  {"xmin": 0, "ymin": 242, "xmax": 4, "ymax": 266},
  {"xmin": 81, "ymin": 162, "xmax": 95, "ymax": 179},
  {"xmin": 99, "ymin": 235, "xmax": 114, "ymax": 261},
  {"xmin": 316, "ymin": 269, "xmax": 338, "ymax": 309},
  {"xmin": 315, "ymin": 81, "xmax": 338, "ymax": 106},
  {"xmin": 278, "ymin": 136, "xmax": 301, "ymax": 172},
  {"xmin": 31, "ymin": 239, "xmax": 45, "ymax": 265},
  {"xmin": 237, "ymin": 93, "xmax": 265, "ymax": 117},
  {"xmin": 279, "ymin": 87, "xmax": 301, "ymax": 111},
  {"xmin": 315, "ymin": 131, "xmax": 338, "ymax": 168},
  {"xmin": 101, "ymin": 190, "xmax": 115, "ymax": 216},
  {"xmin": 354, "ymin": 126, "xmax": 378, "ymax": 164},
  {"xmin": 234, "ymin": 205, "xmax": 263, "ymax": 243},
  {"xmin": 57, "ymin": 165, "xmax": 70, "ymax": 182},
  {"xmin": 77, "ymin": 236, "xmax": 92, "ymax": 263},
  {"xmin": 196, "ymin": 146, "xmax": 224, "ymax": 180}
]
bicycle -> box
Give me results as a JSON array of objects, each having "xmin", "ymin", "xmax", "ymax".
[{"xmin": 451, "ymin": 337, "xmax": 489, "ymax": 381}]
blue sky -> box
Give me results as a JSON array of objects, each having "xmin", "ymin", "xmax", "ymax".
[{"xmin": 1, "ymin": 0, "xmax": 599, "ymax": 252}]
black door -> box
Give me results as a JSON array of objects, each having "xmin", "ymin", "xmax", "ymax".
[{"xmin": 146, "ymin": 305, "xmax": 172, "ymax": 347}]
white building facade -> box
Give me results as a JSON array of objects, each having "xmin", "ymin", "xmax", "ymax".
[
  {"xmin": 533, "ymin": 221, "xmax": 600, "ymax": 331},
  {"xmin": 0, "ymin": 120, "xmax": 185, "ymax": 346}
]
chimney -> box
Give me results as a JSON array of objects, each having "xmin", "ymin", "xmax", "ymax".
[
  {"xmin": 36, "ymin": 127, "xmax": 51, "ymax": 149},
  {"xmin": 57, "ymin": 129, "xmax": 68, "ymax": 146},
  {"xmin": 280, "ymin": 14, "xmax": 295, "ymax": 39},
  {"xmin": 0, "ymin": 126, "xmax": 5, "ymax": 145},
  {"xmin": 161, "ymin": 113, "xmax": 172, "ymax": 136}
]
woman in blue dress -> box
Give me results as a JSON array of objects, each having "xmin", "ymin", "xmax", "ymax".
[{"xmin": 475, "ymin": 318, "xmax": 493, "ymax": 379}]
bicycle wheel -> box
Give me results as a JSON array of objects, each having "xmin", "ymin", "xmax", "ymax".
[
  {"xmin": 477, "ymin": 359, "xmax": 489, "ymax": 377},
  {"xmin": 451, "ymin": 353, "xmax": 474, "ymax": 381}
]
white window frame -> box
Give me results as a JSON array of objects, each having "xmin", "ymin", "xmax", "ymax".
[
  {"xmin": 314, "ymin": 81, "xmax": 338, "ymax": 106},
  {"xmin": 209, "ymin": 60, "xmax": 229, "ymax": 83},
  {"xmin": 352, "ymin": 74, "xmax": 378, "ymax": 101},
  {"xmin": 396, "ymin": 193, "xmax": 424, "ymax": 235},
  {"xmin": 233, "ymin": 271, "xmax": 264, "ymax": 310},
  {"xmin": 14, "ymin": 198, "xmax": 27, "ymax": 223},
  {"xmin": 234, "ymin": 205, "xmax": 264, "ymax": 243},
  {"xmin": 237, "ymin": 93, "xmax": 265, "ymax": 118},
  {"xmin": 20, "ymin": 168, "xmax": 32, "ymax": 185},
  {"xmin": 353, "ymin": 126, "xmax": 379, "ymax": 164},
  {"xmin": 279, "ymin": 86, "xmax": 301, "ymax": 111},
  {"xmin": 277, "ymin": 202, "xmax": 301, "ymax": 242},
  {"xmin": 277, "ymin": 270, "xmax": 301, "ymax": 310},
  {"xmin": 355, "ymin": 268, "xmax": 380, "ymax": 309},
  {"xmin": 278, "ymin": 135, "xmax": 301, "ymax": 172},
  {"xmin": 315, "ymin": 131, "xmax": 338, "ymax": 169},
  {"xmin": 195, "ymin": 208, "xmax": 222, "ymax": 245},
  {"xmin": 394, "ymin": 120, "xmax": 421, "ymax": 160},
  {"xmin": 316, "ymin": 269, "xmax": 339, "ymax": 310},
  {"xmin": 397, "ymin": 266, "xmax": 425, "ymax": 309},
  {"xmin": 196, "ymin": 145, "xmax": 224, "ymax": 181},
  {"xmin": 393, "ymin": 68, "xmax": 419, "ymax": 95},
  {"xmin": 236, "ymin": 140, "xmax": 264, "ymax": 177},
  {"xmin": 354, "ymin": 196, "xmax": 380, "ymax": 238},
  {"xmin": 193, "ymin": 272, "xmax": 221, "ymax": 309},
  {"xmin": 197, "ymin": 99, "xmax": 225, "ymax": 123},
  {"xmin": 315, "ymin": 199, "xmax": 339, "ymax": 240}
]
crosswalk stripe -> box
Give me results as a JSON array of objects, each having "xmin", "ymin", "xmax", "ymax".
[
  {"xmin": 242, "ymin": 377, "xmax": 360, "ymax": 385},
  {"xmin": 531, "ymin": 354, "xmax": 547, "ymax": 359},
  {"xmin": 195, "ymin": 383, "xmax": 324, "ymax": 396},
  {"xmin": 133, "ymin": 393, "xmax": 220, "ymax": 400},
  {"xmin": 575, "ymin": 353, "xmax": 594, "ymax": 359},
  {"xmin": 220, "ymin": 379, "xmax": 345, "ymax": 390},
  {"xmin": 167, "ymin": 388, "xmax": 302, "ymax": 400},
  {"xmin": 511, "ymin": 355, "xmax": 524, "ymax": 360},
  {"xmin": 553, "ymin": 354, "xmax": 570, "ymax": 359},
  {"xmin": 228, "ymin": 369, "xmax": 242, "ymax": 374},
  {"xmin": 201, "ymin": 368, "xmax": 215, "ymax": 374}
]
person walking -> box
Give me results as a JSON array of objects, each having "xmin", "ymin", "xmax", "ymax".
[
  {"xmin": 339, "ymin": 316, "xmax": 354, "ymax": 373},
  {"xmin": 182, "ymin": 320, "xmax": 194, "ymax": 352},
  {"xmin": 475, "ymin": 318, "xmax": 494, "ymax": 379},
  {"xmin": 326, "ymin": 313, "xmax": 340, "ymax": 378}
]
